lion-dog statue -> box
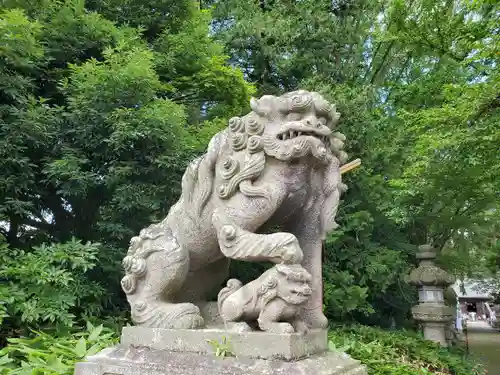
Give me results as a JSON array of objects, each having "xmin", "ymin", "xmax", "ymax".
[
  {"xmin": 121, "ymin": 90, "xmax": 348, "ymax": 331},
  {"xmin": 218, "ymin": 264, "xmax": 313, "ymax": 334}
]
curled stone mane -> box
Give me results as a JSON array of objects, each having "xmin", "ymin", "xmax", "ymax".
[
  {"xmin": 178, "ymin": 90, "xmax": 347, "ymax": 220},
  {"xmin": 177, "ymin": 132, "xmax": 223, "ymax": 216}
]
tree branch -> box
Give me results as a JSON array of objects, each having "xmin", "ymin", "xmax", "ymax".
[
  {"xmin": 370, "ymin": 41, "xmax": 395, "ymax": 84},
  {"xmin": 385, "ymin": 52, "xmax": 412, "ymax": 103},
  {"xmin": 6, "ymin": 214, "xmax": 20, "ymax": 248},
  {"xmin": 21, "ymin": 217, "xmax": 54, "ymax": 233}
]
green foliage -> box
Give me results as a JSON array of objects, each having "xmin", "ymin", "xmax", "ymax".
[
  {"xmin": 0, "ymin": 322, "xmax": 118, "ymax": 374},
  {"xmin": 152, "ymin": 7, "xmax": 255, "ymax": 117},
  {"xmin": 206, "ymin": 336, "xmax": 234, "ymax": 359},
  {"xmin": 375, "ymin": 1, "xmax": 500, "ymax": 279},
  {"xmin": 386, "ymin": 76, "xmax": 499, "ymax": 249},
  {"xmin": 329, "ymin": 325, "xmax": 485, "ymax": 375},
  {"xmin": 0, "ymin": 238, "xmax": 105, "ymax": 342},
  {"xmin": 307, "ymin": 83, "xmax": 417, "ymax": 324},
  {"xmin": 0, "ymin": 8, "xmax": 43, "ymax": 74},
  {"xmin": 0, "ymin": 8, "xmax": 43, "ymax": 112},
  {"xmin": 0, "ymin": 0, "xmax": 253, "ymax": 245},
  {"xmin": 211, "ymin": 0, "xmax": 500, "ymax": 324},
  {"xmin": 0, "ymin": 0, "xmax": 253, "ymax": 332},
  {"xmin": 0, "ymin": 2, "xmax": 499, "ymax": 369},
  {"xmin": 322, "ymin": 209, "xmax": 416, "ymax": 324},
  {"xmin": 85, "ymin": 0, "xmax": 192, "ymax": 40}
]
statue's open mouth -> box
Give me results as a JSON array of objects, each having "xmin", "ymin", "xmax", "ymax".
[
  {"xmin": 276, "ymin": 130, "xmax": 331, "ymax": 147},
  {"xmin": 264, "ymin": 123, "xmax": 333, "ymax": 162}
]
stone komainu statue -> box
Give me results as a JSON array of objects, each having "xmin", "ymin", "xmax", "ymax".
[
  {"xmin": 218, "ymin": 264, "xmax": 313, "ymax": 334},
  {"xmin": 120, "ymin": 90, "xmax": 348, "ymax": 331}
]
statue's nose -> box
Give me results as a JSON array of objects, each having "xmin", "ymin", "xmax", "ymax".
[
  {"xmin": 303, "ymin": 116, "xmax": 317, "ymax": 127},
  {"xmin": 302, "ymin": 116, "xmax": 324, "ymax": 129},
  {"xmin": 303, "ymin": 286, "xmax": 312, "ymax": 295}
]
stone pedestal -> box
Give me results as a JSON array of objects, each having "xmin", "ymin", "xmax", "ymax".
[
  {"xmin": 75, "ymin": 346, "xmax": 366, "ymax": 375},
  {"xmin": 121, "ymin": 326, "xmax": 328, "ymax": 360},
  {"xmin": 75, "ymin": 326, "xmax": 367, "ymax": 375}
]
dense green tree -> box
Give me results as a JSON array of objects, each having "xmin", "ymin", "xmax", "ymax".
[
  {"xmin": 376, "ymin": 1, "xmax": 499, "ymax": 299},
  {"xmin": 1, "ymin": 0, "xmax": 498, "ymax": 335},
  {"xmin": 0, "ymin": 0, "xmax": 253, "ymax": 246},
  {"xmin": 206, "ymin": 0, "xmax": 414, "ymax": 324},
  {"xmin": 208, "ymin": 0, "xmax": 499, "ymax": 324},
  {"xmin": 0, "ymin": 0, "xmax": 253, "ymax": 329}
]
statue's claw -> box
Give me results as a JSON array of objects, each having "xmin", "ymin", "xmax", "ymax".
[{"xmin": 281, "ymin": 242, "xmax": 304, "ymax": 264}]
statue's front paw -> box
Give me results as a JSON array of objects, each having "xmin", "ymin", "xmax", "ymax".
[
  {"xmin": 281, "ymin": 243, "xmax": 304, "ymax": 264},
  {"xmin": 258, "ymin": 321, "xmax": 295, "ymax": 334},
  {"xmin": 225, "ymin": 322, "xmax": 254, "ymax": 333}
]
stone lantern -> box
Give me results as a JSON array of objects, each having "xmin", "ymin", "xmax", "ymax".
[{"xmin": 407, "ymin": 244, "xmax": 455, "ymax": 346}]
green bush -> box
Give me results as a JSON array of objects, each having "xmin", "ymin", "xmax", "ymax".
[
  {"xmin": 0, "ymin": 321, "xmax": 485, "ymax": 375},
  {"xmin": 0, "ymin": 239, "xmax": 106, "ymax": 332},
  {"xmin": 0, "ymin": 322, "xmax": 118, "ymax": 375},
  {"xmin": 329, "ymin": 325, "xmax": 485, "ymax": 375}
]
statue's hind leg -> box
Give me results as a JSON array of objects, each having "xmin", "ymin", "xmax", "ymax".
[
  {"xmin": 172, "ymin": 257, "xmax": 230, "ymax": 303},
  {"xmin": 121, "ymin": 225, "xmax": 204, "ymax": 329}
]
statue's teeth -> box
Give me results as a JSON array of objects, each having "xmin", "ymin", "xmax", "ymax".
[
  {"xmin": 283, "ymin": 133, "xmax": 288, "ymax": 140},
  {"xmin": 298, "ymin": 132, "xmax": 302, "ymax": 136},
  {"xmin": 289, "ymin": 131, "xmax": 294, "ymax": 138}
]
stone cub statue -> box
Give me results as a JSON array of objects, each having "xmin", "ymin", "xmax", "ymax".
[{"xmin": 218, "ymin": 264, "xmax": 312, "ymax": 334}]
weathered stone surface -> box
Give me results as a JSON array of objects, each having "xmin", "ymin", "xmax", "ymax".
[
  {"xmin": 198, "ymin": 302, "xmax": 223, "ymax": 325},
  {"xmin": 120, "ymin": 90, "xmax": 348, "ymax": 331},
  {"xmin": 74, "ymin": 346, "xmax": 367, "ymax": 375},
  {"xmin": 408, "ymin": 245, "xmax": 455, "ymax": 347},
  {"xmin": 218, "ymin": 264, "xmax": 313, "ymax": 334},
  {"xmin": 411, "ymin": 303, "xmax": 454, "ymax": 323},
  {"xmin": 407, "ymin": 245, "xmax": 456, "ymax": 287},
  {"xmin": 121, "ymin": 326, "xmax": 327, "ymax": 360}
]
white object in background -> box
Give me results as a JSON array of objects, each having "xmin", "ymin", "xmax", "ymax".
[{"xmin": 456, "ymin": 309, "xmax": 463, "ymax": 332}]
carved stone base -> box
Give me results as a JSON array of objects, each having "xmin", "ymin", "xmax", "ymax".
[
  {"xmin": 120, "ymin": 326, "xmax": 327, "ymax": 360},
  {"xmin": 74, "ymin": 345, "xmax": 367, "ymax": 375}
]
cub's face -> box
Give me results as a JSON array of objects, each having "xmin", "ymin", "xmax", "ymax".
[{"xmin": 276, "ymin": 277, "xmax": 313, "ymax": 306}]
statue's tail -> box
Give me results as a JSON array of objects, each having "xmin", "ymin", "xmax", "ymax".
[
  {"xmin": 217, "ymin": 279, "xmax": 243, "ymax": 315},
  {"xmin": 179, "ymin": 131, "xmax": 226, "ymax": 216}
]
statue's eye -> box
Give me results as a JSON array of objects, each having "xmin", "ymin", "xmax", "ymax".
[{"xmin": 286, "ymin": 112, "xmax": 302, "ymax": 122}]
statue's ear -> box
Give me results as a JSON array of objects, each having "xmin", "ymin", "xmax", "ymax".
[
  {"xmin": 250, "ymin": 95, "xmax": 280, "ymax": 119},
  {"xmin": 250, "ymin": 97, "xmax": 259, "ymax": 112},
  {"xmin": 255, "ymin": 276, "xmax": 278, "ymax": 310},
  {"xmin": 257, "ymin": 276, "xmax": 278, "ymax": 295}
]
